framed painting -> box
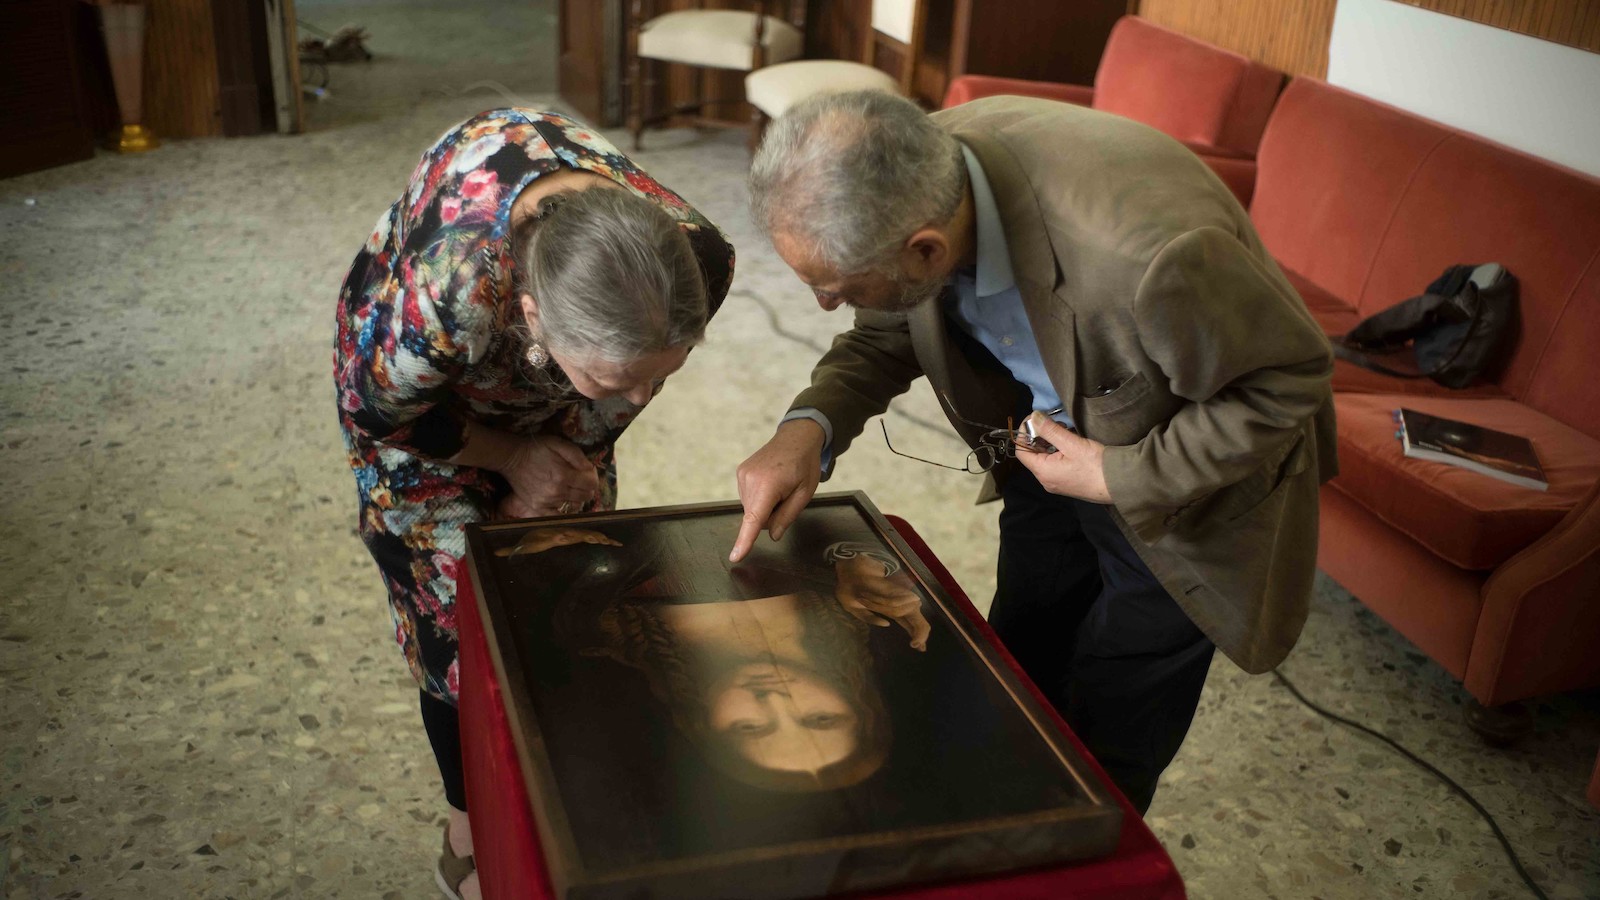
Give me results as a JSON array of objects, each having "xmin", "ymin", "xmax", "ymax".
[{"xmin": 465, "ymin": 492, "xmax": 1122, "ymax": 900}]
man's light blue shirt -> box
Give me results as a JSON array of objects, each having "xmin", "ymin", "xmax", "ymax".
[
  {"xmin": 945, "ymin": 143, "xmax": 1073, "ymax": 430},
  {"xmin": 783, "ymin": 142, "xmax": 1072, "ymax": 467}
]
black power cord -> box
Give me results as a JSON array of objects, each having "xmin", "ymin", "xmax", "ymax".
[{"xmin": 1271, "ymin": 669, "xmax": 1550, "ymax": 900}]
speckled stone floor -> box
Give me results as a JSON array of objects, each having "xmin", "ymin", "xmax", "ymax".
[{"xmin": 1, "ymin": 2, "xmax": 1596, "ymax": 898}]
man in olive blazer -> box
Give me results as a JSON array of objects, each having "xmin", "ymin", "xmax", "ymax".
[{"xmin": 732, "ymin": 91, "xmax": 1336, "ymax": 812}]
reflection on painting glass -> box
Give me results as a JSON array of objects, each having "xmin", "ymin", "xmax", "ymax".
[
  {"xmin": 507, "ymin": 526, "xmax": 904, "ymax": 791},
  {"xmin": 487, "ymin": 505, "xmax": 1088, "ymax": 874}
]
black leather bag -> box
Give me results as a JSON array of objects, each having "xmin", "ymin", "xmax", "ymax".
[{"xmin": 1334, "ymin": 263, "xmax": 1518, "ymax": 389}]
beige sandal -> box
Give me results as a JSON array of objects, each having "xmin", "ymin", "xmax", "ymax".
[{"xmin": 435, "ymin": 823, "xmax": 476, "ymax": 900}]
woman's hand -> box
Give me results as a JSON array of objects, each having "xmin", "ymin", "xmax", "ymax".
[
  {"xmin": 833, "ymin": 556, "xmax": 930, "ymax": 651},
  {"xmin": 497, "ymin": 435, "xmax": 600, "ymax": 518},
  {"xmin": 496, "ymin": 527, "xmax": 622, "ymax": 557}
]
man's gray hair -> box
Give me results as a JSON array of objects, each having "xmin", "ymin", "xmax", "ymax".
[
  {"xmin": 515, "ymin": 188, "xmax": 707, "ymax": 364},
  {"xmin": 749, "ymin": 90, "xmax": 966, "ymax": 275}
]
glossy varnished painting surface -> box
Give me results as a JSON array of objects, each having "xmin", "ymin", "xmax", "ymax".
[{"xmin": 469, "ymin": 497, "xmax": 1120, "ymax": 899}]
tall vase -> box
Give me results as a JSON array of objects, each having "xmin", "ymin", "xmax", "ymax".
[{"xmin": 98, "ymin": 2, "xmax": 159, "ymax": 153}]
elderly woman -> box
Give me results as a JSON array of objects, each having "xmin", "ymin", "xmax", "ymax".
[{"xmin": 332, "ymin": 109, "xmax": 733, "ymax": 900}]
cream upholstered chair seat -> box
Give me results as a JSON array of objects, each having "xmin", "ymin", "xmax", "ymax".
[
  {"xmin": 637, "ymin": 10, "xmax": 803, "ymax": 71},
  {"xmin": 745, "ymin": 59, "xmax": 901, "ymax": 117}
]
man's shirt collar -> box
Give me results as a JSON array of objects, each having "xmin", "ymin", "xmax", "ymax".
[{"xmin": 958, "ymin": 143, "xmax": 1016, "ymax": 299}]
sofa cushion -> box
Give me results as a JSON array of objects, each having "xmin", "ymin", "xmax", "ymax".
[
  {"xmin": 1291, "ymin": 268, "xmax": 1509, "ymax": 399},
  {"xmin": 1355, "ymin": 133, "xmax": 1600, "ymax": 437},
  {"xmin": 1331, "ymin": 393, "xmax": 1600, "ymax": 570},
  {"xmin": 1521, "ymin": 259, "xmax": 1600, "ymax": 439},
  {"xmin": 1252, "ymin": 80, "xmax": 1453, "ymax": 306},
  {"xmin": 1198, "ymin": 154, "xmax": 1256, "ymax": 208},
  {"xmin": 1093, "ymin": 16, "xmax": 1283, "ymax": 158},
  {"xmin": 1330, "ymin": 359, "xmax": 1509, "ymax": 400},
  {"xmin": 1282, "ymin": 267, "xmax": 1359, "ymax": 335},
  {"xmin": 939, "ymin": 74, "xmax": 1260, "ymax": 207}
]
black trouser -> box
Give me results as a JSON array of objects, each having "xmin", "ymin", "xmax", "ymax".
[
  {"xmin": 420, "ymin": 690, "xmax": 468, "ymax": 811},
  {"xmin": 991, "ymin": 465, "xmax": 1215, "ymax": 815}
]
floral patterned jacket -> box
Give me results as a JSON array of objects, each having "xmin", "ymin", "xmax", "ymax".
[{"xmin": 334, "ymin": 108, "xmax": 735, "ymax": 512}]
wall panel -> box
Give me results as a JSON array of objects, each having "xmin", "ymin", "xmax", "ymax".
[
  {"xmin": 1330, "ymin": 0, "xmax": 1600, "ymax": 177},
  {"xmin": 1387, "ymin": 0, "xmax": 1600, "ymax": 53},
  {"xmin": 144, "ymin": 0, "xmax": 222, "ymax": 138},
  {"xmin": 1135, "ymin": 0, "xmax": 1338, "ymax": 77}
]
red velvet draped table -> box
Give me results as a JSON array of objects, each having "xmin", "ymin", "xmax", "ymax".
[{"xmin": 458, "ymin": 515, "xmax": 1187, "ymax": 900}]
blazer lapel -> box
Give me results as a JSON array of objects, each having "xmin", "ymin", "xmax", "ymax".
[
  {"xmin": 1026, "ymin": 293, "xmax": 1078, "ymax": 415},
  {"xmin": 909, "ymin": 290, "xmax": 995, "ymax": 446}
]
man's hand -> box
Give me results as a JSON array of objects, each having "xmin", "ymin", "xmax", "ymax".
[
  {"xmin": 834, "ymin": 557, "xmax": 929, "ymax": 651},
  {"xmin": 731, "ymin": 418, "xmax": 826, "ymax": 562},
  {"xmin": 1013, "ymin": 412, "xmax": 1112, "ymax": 503}
]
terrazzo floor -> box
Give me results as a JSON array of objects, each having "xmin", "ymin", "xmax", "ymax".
[{"xmin": 1, "ymin": 1, "xmax": 1597, "ymax": 898}]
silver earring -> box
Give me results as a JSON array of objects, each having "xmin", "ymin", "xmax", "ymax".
[{"xmin": 525, "ymin": 339, "xmax": 549, "ymax": 367}]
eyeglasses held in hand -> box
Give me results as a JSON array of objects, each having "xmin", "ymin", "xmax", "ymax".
[{"xmin": 879, "ymin": 405, "xmax": 1065, "ymax": 475}]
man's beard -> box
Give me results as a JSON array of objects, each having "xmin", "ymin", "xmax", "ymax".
[{"xmin": 847, "ymin": 273, "xmax": 945, "ymax": 313}]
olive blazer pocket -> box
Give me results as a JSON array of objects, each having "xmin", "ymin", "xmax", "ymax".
[{"xmin": 1079, "ymin": 372, "xmax": 1154, "ymax": 446}]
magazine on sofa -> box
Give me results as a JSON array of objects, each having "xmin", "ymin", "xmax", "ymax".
[{"xmin": 1399, "ymin": 408, "xmax": 1548, "ymax": 491}]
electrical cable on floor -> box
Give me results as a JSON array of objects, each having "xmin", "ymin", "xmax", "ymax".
[{"xmin": 1271, "ymin": 669, "xmax": 1550, "ymax": 900}]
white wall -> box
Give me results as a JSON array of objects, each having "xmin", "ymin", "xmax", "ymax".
[{"xmin": 1328, "ymin": 0, "xmax": 1600, "ymax": 178}]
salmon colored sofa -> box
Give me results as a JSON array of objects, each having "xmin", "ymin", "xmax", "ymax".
[
  {"xmin": 942, "ymin": 15, "xmax": 1284, "ymax": 206},
  {"xmin": 1253, "ymin": 78, "xmax": 1600, "ymax": 728}
]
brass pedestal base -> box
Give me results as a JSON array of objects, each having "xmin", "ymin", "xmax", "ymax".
[{"xmin": 111, "ymin": 124, "xmax": 159, "ymax": 153}]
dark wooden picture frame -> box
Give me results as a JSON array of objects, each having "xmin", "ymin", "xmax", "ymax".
[{"xmin": 466, "ymin": 492, "xmax": 1122, "ymax": 900}]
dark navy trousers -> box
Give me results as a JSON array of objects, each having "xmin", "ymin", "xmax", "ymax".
[{"xmin": 990, "ymin": 465, "xmax": 1216, "ymax": 815}]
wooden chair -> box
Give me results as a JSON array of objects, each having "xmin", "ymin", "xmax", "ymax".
[
  {"xmin": 744, "ymin": 0, "xmax": 926, "ymax": 139},
  {"xmin": 626, "ymin": 0, "xmax": 806, "ymax": 151}
]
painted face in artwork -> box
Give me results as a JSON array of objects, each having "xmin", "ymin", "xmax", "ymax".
[{"xmin": 708, "ymin": 662, "xmax": 861, "ymax": 775}]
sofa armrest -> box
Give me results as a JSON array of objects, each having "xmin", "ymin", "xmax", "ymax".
[
  {"xmin": 1466, "ymin": 478, "xmax": 1600, "ymax": 705},
  {"xmin": 943, "ymin": 75, "xmax": 1094, "ymax": 110}
]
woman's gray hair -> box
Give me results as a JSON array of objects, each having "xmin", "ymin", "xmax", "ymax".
[
  {"xmin": 749, "ymin": 90, "xmax": 966, "ymax": 276},
  {"xmin": 514, "ymin": 187, "xmax": 708, "ymax": 365}
]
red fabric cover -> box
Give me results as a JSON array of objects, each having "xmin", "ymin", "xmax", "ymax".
[
  {"xmin": 1091, "ymin": 16, "xmax": 1282, "ymax": 158},
  {"xmin": 1330, "ymin": 393, "xmax": 1600, "ymax": 570},
  {"xmin": 1329, "ymin": 358, "xmax": 1509, "ymax": 400},
  {"xmin": 1356, "ymin": 136, "xmax": 1600, "ymax": 428},
  {"xmin": 939, "ymin": 74, "xmax": 1257, "ymax": 208},
  {"xmin": 1521, "ymin": 257, "xmax": 1600, "ymax": 439},
  {"xmin": 458, "ymin": 519, "xmax": 1188, "ymax": 900},
  {"xmin": 1317, "ymin": 485, "xmax": 1485, "ymax": 678},
  {"xmin": 1199, "ymin": 154, "xmax": 1256, "ymax": 208},
  {"xmin": 1467, "ymin": 491, "xmax": 1600, "ymax": 704},
  {"xmin": 1284, "ymin": 265, "xmax": 1508, "ymax": 399},
  {"xmin": 1282, "ymin": 267, "xmax": 1359, "ymax": 335},
  {"xmin": 1302, "ymin": 256, "xmax": 1504, "ymax": 399},
  {"xmin": 459, "ymin": 572, "xmax": 552, "ymax": 900},
  {"xmin": 1251, "ymin": 79, "xmax": 1453, "ymax": 306},
  {"xmin": 1254, "ymin": 78, "xmax": 1600, "ymax": 440},
  {"xmin": 942, "ymin": 74, "xmax": 1094, "ymax": 110}
]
